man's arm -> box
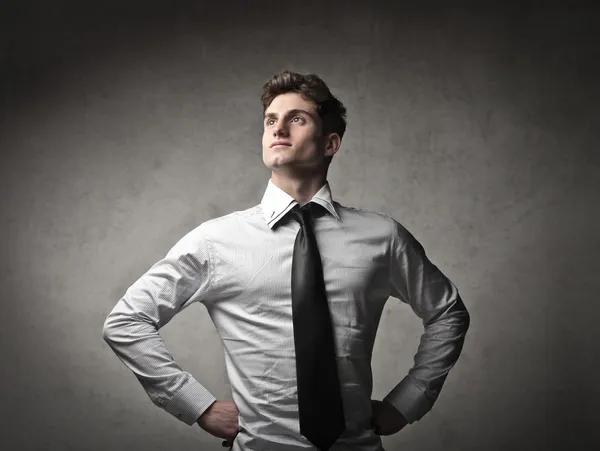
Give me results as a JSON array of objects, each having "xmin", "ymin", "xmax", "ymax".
[
  {"xmin": 382, "ymin": 219, "xmax": 471, "ymax": 424},
  {"xmin": 102, "ymin": 223, "xmax": 218, "ymax": 426}
]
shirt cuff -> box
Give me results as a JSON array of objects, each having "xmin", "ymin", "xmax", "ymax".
[
  {"xmin": 163, "ymin": 378, "xmax": 217, "ymax": 426},
  {"xmin": 382, "ymin": 375, "xmax": 432, "ymax": 424}
]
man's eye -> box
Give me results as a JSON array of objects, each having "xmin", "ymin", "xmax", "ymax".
[{"xmin": 265, "ymin": 116, "xmax": 303, "ymax": 126}]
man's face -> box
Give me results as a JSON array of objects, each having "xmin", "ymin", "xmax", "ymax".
[{"xmin": 262, "ymin": 92, "xmax": 333, "ymax": 175}]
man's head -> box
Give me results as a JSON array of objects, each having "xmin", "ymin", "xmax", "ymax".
[{"xmin": 261, "ymin": 71, "xmax": 347, "ymax": 179}]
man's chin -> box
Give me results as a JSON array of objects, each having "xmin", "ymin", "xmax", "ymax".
[{"xmin": 264, "ymin": 158, "xmax": 292, "ymax": 169}]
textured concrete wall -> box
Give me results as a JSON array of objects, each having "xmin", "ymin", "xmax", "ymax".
[{"xmin": 1, "ymin": 1, "xmax": 598, "ymax": 450}]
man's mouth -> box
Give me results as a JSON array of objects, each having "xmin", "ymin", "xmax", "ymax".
[{"xmin": 271, "ymin": 142, "xmax": 292, "ymax": 148}]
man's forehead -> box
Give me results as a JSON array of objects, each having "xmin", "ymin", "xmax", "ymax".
[{"xmin": 264, "ymin": 93, "xmax": 317, "ymax": 115}]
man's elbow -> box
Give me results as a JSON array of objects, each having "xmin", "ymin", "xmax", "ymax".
[
  {"xmin": 459, "ymin": 306, "xmax": 470, "ymax": 331},
  {"xmin": 449, "ymin": 295, "xmax": 470, "ymax": 336},
  {"xmin": 430, "ymin": 294, "xmax": 470, "ymax": 330},
  {"xmin": 102, "ymin": 314, "xmax": 115, "ymax": 344},
  {"xmin": 101, "ymin": 307, "xmax": 155, "ymax": 345},
  {"xmin": 102, "ymin": 310, "xmax": 123, "ymax": 345}
]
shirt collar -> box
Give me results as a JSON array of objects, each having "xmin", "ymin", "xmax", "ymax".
[{"xmin": 260, "ymin": 178, "xmax": 341, "ymax": 229}]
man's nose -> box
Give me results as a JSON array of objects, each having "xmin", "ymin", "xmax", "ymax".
[{"xmin": 273, "ymin": 122, "xmax": 288, "ymax": 136}]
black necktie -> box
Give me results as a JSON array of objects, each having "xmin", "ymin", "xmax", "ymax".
[{"xmin": 289, "ymin": 202, "xmax": 346, "ymax": 451}]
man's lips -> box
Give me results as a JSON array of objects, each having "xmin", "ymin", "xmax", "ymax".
[{"xmin": 270, "ymin": 142, "xmax": 292, "ymax": 148}]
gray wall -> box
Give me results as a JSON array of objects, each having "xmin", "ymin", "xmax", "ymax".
[{"xmin": 2, "ymin": 1, "xmax": 598, "ymax": 450}]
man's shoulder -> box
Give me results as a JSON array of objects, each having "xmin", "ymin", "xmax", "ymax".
[
  {"xmin": 174, "ymin": 205, "xmax": 260, "ymax": 244},
  {"xmin": 199, "ymin": 204, "xmax": 260, "ymax": 231},
  {"xmin": 334, "ymin": 201, "xmax": 417, "ymax": 244},
  {"xmin": 334, "ymin": 200, "xmax": 399, "ymax": 228}
]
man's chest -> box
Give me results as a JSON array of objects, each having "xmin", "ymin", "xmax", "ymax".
[{"xmin": 209, "ymin": 225, "xmax": 391, "ymax": 324}]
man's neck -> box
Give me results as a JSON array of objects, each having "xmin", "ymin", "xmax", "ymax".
[{"xmin": 271, "ymin": 172, "xmax": 327, "ymax": 206}]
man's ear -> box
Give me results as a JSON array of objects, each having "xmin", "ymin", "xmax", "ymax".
[{"xmin": 324, "ymin": 133, "xmax": 341, "ymax": 157}]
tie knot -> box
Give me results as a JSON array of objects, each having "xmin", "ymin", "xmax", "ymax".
[{"xmin": 289, "ymin": 202, "xmax": 320, "ymax": 226}]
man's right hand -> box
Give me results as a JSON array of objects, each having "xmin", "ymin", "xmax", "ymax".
[{"xmin": 196, "ymin": 401, "xmax": 240, "ymax": 444}]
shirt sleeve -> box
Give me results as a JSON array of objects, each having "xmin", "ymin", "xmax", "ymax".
[
  {"xmin": 383, "ymin": 219, "xmax": 470, "ymax": 424},
  {"xmin": 102, "ymin": 223, "xmax": 218, "ymax": 426}
]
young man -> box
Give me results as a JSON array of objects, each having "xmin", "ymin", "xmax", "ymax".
[{"xmin": 103, "ymin": 70, "xmax": 470, "ymax": 451}]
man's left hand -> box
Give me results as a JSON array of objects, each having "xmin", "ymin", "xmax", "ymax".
[{"xmin": 370, "ymin": 399, "xmax": 408, "ymax": 436}]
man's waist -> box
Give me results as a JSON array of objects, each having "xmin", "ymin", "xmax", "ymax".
[{"xmin": 234, "ymin": 420, "xmax": 383, "ymax": 451}]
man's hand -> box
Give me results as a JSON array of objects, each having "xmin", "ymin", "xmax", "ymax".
[
  {"xmin": 370, "ymin": 399, "xmax": 408, "ymax": 436},
  {"xmin": 196, "ymin": 400, "xmax": 239, "ymax": 447}
]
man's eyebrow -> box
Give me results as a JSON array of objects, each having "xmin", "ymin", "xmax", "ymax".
[{"xmin": 264, "ymin": 109, "xmax": 315, "ymax": 120}]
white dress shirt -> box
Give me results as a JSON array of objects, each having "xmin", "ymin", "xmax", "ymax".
[{"xmin": 103, "ymin": 178, "xmax": 470, "ymax": 451}]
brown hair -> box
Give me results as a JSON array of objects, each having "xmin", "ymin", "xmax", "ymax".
[{"xmin": 261, "ymin": 70, "xmax": 347, "ymax": 165}]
